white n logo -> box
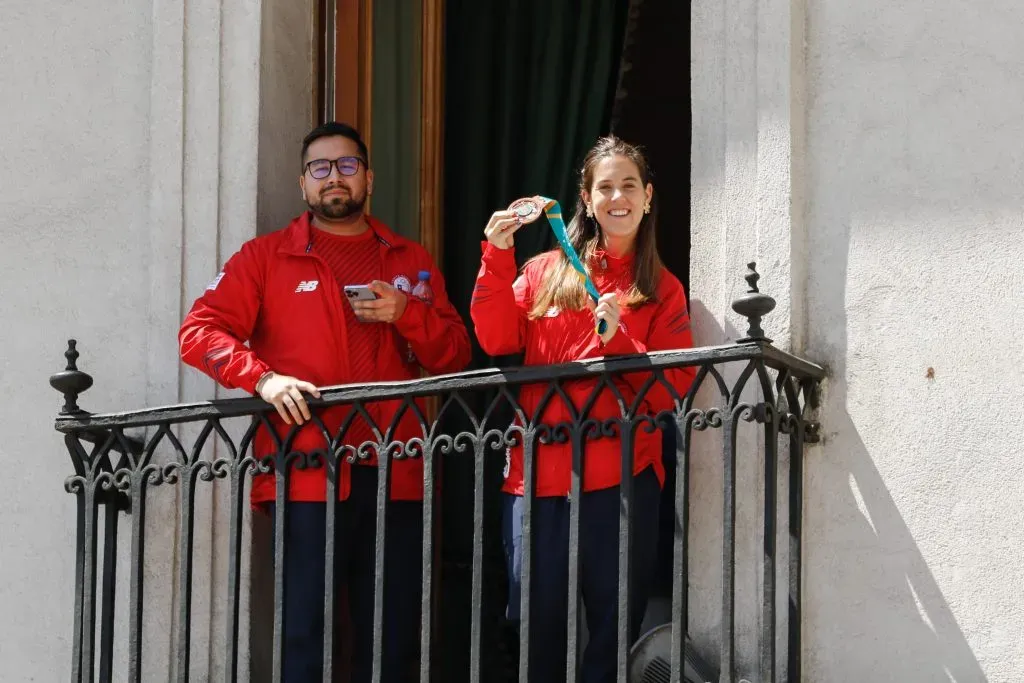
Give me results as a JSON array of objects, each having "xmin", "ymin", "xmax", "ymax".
[{"xmin": 294, "ymin": 280, "xmax": 319, "ymax": 293}]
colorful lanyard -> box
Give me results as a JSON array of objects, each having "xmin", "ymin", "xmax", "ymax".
[{"xmin": 509, "ymin": 196, "xmax": 607, "ymax": 335}]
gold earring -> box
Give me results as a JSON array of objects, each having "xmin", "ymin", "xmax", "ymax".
[
  {"xmin": 643, "ymin": 201, "xmax": 651, "ymax": 215},
  {"xmin": 586, "ymin": 204, "xmax": 594, "ymax": 218}
]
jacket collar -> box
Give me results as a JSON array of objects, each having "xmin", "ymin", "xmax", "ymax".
[
  {"xmin": 279, "ymin": 212, "xmax": 404, "ymax": 255},
  {"xmin": 591, "ymin": 246, "xmax": 634, "ymax": 275}
]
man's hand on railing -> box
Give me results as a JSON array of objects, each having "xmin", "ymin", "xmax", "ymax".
[{"xmin": 255, "ymin": 371, "xmax": 321, "ymax": 425}]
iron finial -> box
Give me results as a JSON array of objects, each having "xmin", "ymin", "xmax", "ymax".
[
  {"xmin": 731, "ymin": 262, "xmax": 776, "ymax": 343},
  {"xmin": 744, "ymin": 262, "xmax": 760, "ymax": 292},
  {"xmin": 49, "ymin": 339, "xmax": 93, "ymax": 414}
]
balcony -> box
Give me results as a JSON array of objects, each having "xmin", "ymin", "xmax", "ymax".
[{"xmin": 51, "ymin": 264, "xmax": 823, "ymax": 683}]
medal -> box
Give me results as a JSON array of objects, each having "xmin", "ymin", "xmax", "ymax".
[
  {"xmin": 507, "ymin": 195, "xmax": 607, "ymax": 335},
  {"xmin": 506, "ymin": 196, "xmax": 545, "ymax": 224}
]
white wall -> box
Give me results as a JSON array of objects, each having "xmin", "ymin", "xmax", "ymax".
[
  {"xmin": 0, "ymin": 0, "xmax": 309, "ymax": 679},
  {"xmin": 691, "ymin": 0, "xmax": 1024, "ymax": 680},
  {"xmin": 802, "ymin": 1, "xmax": 1024, "ymax": 680},
  {"xmin": 689, "ymin": 0, "xmax": 803, "ymax": 677},
  {"xmin": 0, "ymin": 1, "xmax": 156, "ymax": 679}
]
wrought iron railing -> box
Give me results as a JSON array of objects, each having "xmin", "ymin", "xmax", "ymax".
[{"xmin": 51, "ymin": 263, "xmax": 823, "ymax": 683}]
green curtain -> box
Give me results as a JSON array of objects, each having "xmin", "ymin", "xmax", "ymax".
[
  {"xmin": 443, "ymin": 0, "xmax": 629, "ymax": 315},
  {"xmin": 438, "ymin": 1, "xmax": 629, "ymax": 679}
]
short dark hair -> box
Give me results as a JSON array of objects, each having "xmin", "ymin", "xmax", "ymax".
[{"xmin": 301, "ymin": 121, "xmax": 369, "ymax": 168}]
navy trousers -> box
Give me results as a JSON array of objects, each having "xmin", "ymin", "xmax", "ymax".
[
  {"xmin": 502, "ymin": 467, "xmax": 661, "ymax": 683},
  {"xmin": 270, "ymin": 466, "xmax": 423, "ymax": 683}
]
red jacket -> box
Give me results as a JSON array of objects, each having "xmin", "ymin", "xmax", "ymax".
[
  {"xmin": 179, "ymin": 213, "xmax": 471, "ymax": 504},
  {"xmin": 471, "ymin": 243, "xmax": 695, "ymax": 497}
]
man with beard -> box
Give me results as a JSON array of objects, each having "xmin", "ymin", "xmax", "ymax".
[{"xmin": 178, "ymin": 121, "xmax": 471, "ymax": 682}]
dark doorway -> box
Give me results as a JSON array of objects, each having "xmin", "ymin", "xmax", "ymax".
[
  {"xmin": 610, "ymin": 0, "xmax": 693, "ymax": 627},
  {"xmin": 437, "ymin": 0, "xmax": 691, "ymax": 679},
  {"xmin": 439, "ymin": 2, "xmax": 630, "ymax": 680},
  {"xmin": 611, "ymin": 1, "xmax": 692, "ymax": 296}
]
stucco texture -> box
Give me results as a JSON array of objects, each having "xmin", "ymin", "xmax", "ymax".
[
  {"xmin": 0, "ymin": 1, "xmax": 153, "ymax": 679},
  {"xmin": 691, "ymin": 0, "xmax": 1024, "ymax": 680},
  {"xmin": 0, "ymin": 0, "xmax": 309, "ymax": 679},
  {"xmin": 802, "ymin": 1, "xmax": 1024, "ymax": 681}
]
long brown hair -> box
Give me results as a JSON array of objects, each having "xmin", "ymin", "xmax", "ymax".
[{"xmin": 527, "ymin": 136, "xmax": 663, "ymax": 319}]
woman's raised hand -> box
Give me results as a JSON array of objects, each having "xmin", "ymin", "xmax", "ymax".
[{"xmin": 484, "ymin": 210, "xmax": 523, "ymax": 250}]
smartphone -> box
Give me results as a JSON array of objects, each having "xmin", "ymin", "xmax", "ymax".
[{"xmin": 343, "ymin": 284, "xmax": 379, "ymax": 303}]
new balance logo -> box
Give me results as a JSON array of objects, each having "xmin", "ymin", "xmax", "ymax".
[{"xmin": 295, "ymin": 280, "xmax": 319, "ymax": 293}]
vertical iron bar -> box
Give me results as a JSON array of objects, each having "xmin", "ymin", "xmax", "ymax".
[
  {"xmin": 762, "ymin": 403, "xmax": 779, "ymax": 683},
  {"xmin": 71, "ymin": 491, "xmax": 86, "ymax": 683},
  {"xmin": 419, "ymin": 443, "xmax": 437, "ymax": 683},
  {"xmin": 671, "ymin": 413, "xmax": 693, "ymax": 681},
  {"xmin": 565, "ymin": 430, "xmax": 585, "ymax": 683},
  {"xmin": 787, "ymin": 413, "xmax": 805, "ymax": 683},
  {"xmin": 469, "ymin": 437, "xmax": 486, "ymax": 683},
  {"xmin": 80, "ymin": 488, "xmax": 100, "ymax": 683},
  {"xmin": 272, "ymin": 456, "xmax": 289, "ymax": 683},
  {"xmin": 322, "ymin": 450, "xmax": 340, "ymax": 683},
  {"xmin": 371, "ymin": 446, "xmax": 394, "ymax": 683},
  {"xmin": 98, "ymin": 502, "xmax": 120, "ymax": 682},
  {"xmin": 127, "ymin": 474, "xmax": 149, "ymax": 683},
  {"xmin": 224, "ymin": 461, "xmax": 247, "ymax": 683},
  {"xmin": 720, "ymin": 413, "xmax": 737, "ymax": 683},
  {"xmin": 615, "ymin": 424, "xmax": 635, "ymax": 682},
  {"xmin": 517, "ymin": 428, "xmax": 536, "ymax": 683},
  {"xmin": 175, "ymin": 469, "xmax": 200, "ymax": 683}
]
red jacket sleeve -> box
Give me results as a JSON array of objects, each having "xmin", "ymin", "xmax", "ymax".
[
  {"xmin": 393, "ymin": 252, "xmax": 472, "ymax": 375},
  {"xmin": 178, "ymin": 241, "xmax": 271, "ymax": 394},
  {"xmin": 470, "ymin": 242, "xmax": 530, "ymax": 356},
  {"xmin": 594, "ymin": 272, "xmax": 696, "ymax": 414}
]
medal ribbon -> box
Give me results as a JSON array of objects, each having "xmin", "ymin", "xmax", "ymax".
[{"xmin": 537, "ymin": 196, "xmax": 607, "ymax": 335}]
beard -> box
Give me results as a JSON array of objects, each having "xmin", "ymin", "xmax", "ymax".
[{"xmin": 307, "ymin": 186, "xmax": 366, "ymax": 221}]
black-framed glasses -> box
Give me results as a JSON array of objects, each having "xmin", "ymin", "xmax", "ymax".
[{"xmin": 304, "ymin": 156, "xmax": 365, "ymax": 179}]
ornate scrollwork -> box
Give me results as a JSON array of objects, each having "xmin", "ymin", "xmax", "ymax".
[
  {"xmin": 733, "ymin": 402, "xmax": 760, "ymax": 425},
  {"xmin": 112, "ymin": 468, "xmax": 133, "ymax": 492},
  {"xmin": 633, "ymin": 413, "xmax": 661, "ymax": 436},
  {"xmin": 598, "ymin": 417, "xmax": 623, "ymax": 440},
  {"xmin": 431, "ymin": 433, "xmax": 457, "ymax": 457},
  {"xmin": 401, "ymin": 438, "xmax": 427, "ymax": 460},
  {"xmin": 686, "ymin": 406, "xmax": 723, "ymax": 432},
  {"xmin": 194, "ymin": 461, "xmax": 217, "ymax": 483},
  {"xmin": 209, "ymin": 458, "xmax": 232, "ymax": 480},
  {"xmin": 289, "ymin": 449, "xmax": 320, "ymax": 471},
  {"xmin": 161, "ymin": 461, "xmax": 181, "ymax": 486},
  {"xmin": 141, "ymin": 462, "xmax": 165, "ymax": 487},
  {"xmin": 580, "ymin": 418, "xmax": 603, "ymax": 443}
]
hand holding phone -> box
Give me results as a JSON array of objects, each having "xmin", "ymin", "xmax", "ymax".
[
  {"xmin": 345, "ymin": 281, "xmax": 408, "ymax": 324},
  {"xmin": 343, "ymin": 284, "xmax": 379, "ymax": 303}
]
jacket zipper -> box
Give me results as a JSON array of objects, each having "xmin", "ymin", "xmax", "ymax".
[{"xmin": 286, "ymin": 248, "xmax": 352, "ymax": 381}]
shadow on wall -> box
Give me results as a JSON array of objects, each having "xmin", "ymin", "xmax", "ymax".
[
  {"xmin": 809, "ymin": 406, "xmax": 988, "ymax": 682},
  {"xmin": 671, "ymin": 285, "xmax": 988, "ymax": 682},
  {"xmin": 806, "ymin": 236, "xmax": 988, "ymax": 681},
  {"xmin": 800, "ymin": 0, "xmax": 1024, "ymax": 676}
]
